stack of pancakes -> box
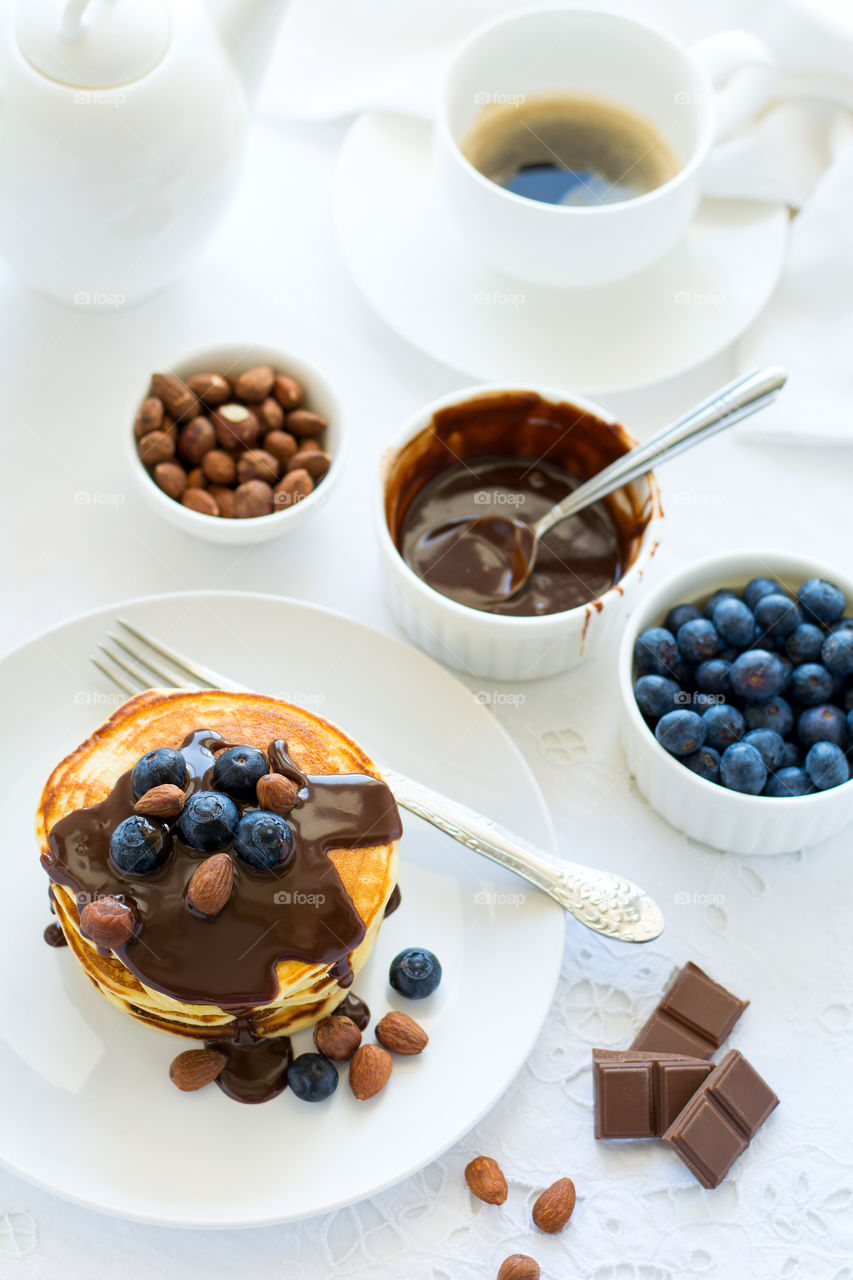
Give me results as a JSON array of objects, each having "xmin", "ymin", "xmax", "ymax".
[{"xmin": 36, "ymin": 689, "xmax": 400, "ymax": 1040}]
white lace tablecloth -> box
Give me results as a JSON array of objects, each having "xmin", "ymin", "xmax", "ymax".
[{"xmin": 1, "ymin": 104, "xmax": 852, "ymax": 1280}]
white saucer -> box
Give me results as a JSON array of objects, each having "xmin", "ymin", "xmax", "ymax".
[
  {"xmin": 0, "ymin": 591, "xmax": 564, "ymax": 1226},
  {"xmin": 335, "ymin": 112, "xmax": 789, "ymax": 395}
]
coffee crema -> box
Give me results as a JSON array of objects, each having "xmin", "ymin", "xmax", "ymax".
[{"xmin": 461, "ymin": 92, "xmax": 679, "ymax": 207}]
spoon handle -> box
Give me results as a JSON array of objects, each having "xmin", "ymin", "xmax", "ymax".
[
  {"xmin": 380, "ymin": 765, "xmax": 664, "ymax": 943},
  {"xmin": 535, "ymin": 366, "xmax": 787, "ymax": 539}
]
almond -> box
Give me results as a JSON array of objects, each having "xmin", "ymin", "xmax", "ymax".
[
  {"xmin": 137, "ymin": 429, "xmax": 175, "ymax": 465},
  {"xmin": 187, "ymin": 853, "xmax": 233, "ymax": 917},
  {"xmin": 349, "ymin": 1043, "xmax": 392, "ymax": 1100},
  {"xmin": 464, "ymin": 1156, "xmax": 508, "ymax": 1205},
  {"xmin": 212, "ymin": 403, "xmax": 260, "ymax": 451},
  {"xmin": 257, "ymin": 772, "xmax": 300, "ymax": 815},
  {"xmin": 286, "ymin": 409, "xmax": 327, "ymax": 438},
  {"xmin": 264, "ymin": 430, "xmax": 298, "ymax": 467},
  {"xmin": 201, "ymin": 448, "xmax": 237, "ymax": 486},
  {"xmin": 288, "ymin": 449, "xmax": 331, "ymax": 480},
  {"xmin": 209, "ymin": 485, "xmax": 236, "ymax": 518},
  {"xmin": 532, "ymin": 1177, "xmax": 576, "ymax": 1233},
  {"xmin": 169, "ymin": 1048, "xmax": 227, "ymax": 1092},
  {"xmin": 235, "ymin": 364, "xmax": 275, "ymax": 403},
  {"xmin": 134, "ymin": 783, "xmax": 186, "ymax": 818},
  {"xmin": 183, "ymin": 488, "xmax": 219, "ymax": 516},
  {"xmin": 187, "ymin": 372, "xmax": 231, "ymax": 407},
  {"xmin": 498, "ymin": 1256, "xmax": 540, "ymax": 1280},
  {"xmin": 79, "ymin": 895, "xmax": 136, "ymax": 950},
  {"xmin": 153, "ymin": 461, "xmax": 187, "ymax": 501},
  {"xmin": 151, "ymin": 372, "xmax": 199, "ymax": 423},
  {"xmin": 233, "ymin": 479, "xmax": 273, "ymax": 518},
  {"xmin": 257, "ymin": 396, "xmax": 284, "ymax": 431},
  {"xmin": 314, "ymin": 1015, "xmax": 362, "ymax": 1061},
  {"xmin": 237, "ymin": 448, "xmax": 279, "ymax": 485},
  {"xmin": 134, "ymin": 395, "xmax": 164, "ymax": 438},
  {"xmin": 178, "ymin": 416, "xmax": 216, "ymax": 465},
  {"xmin": 273, "ymin": 374, "xmax": 304, "ymax": 408},
  {"xmin": 274, "ymin": 469, "xmax": 313, "ymax": 508},
  {"xmin": 375, "ymin": 1010, "xmax": 428, "ymax": 1055}
]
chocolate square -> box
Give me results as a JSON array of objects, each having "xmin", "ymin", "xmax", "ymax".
[
  {"xmin": 631, "ymin": 962, "xmax": 749, "ymax": 1058},
  {"xmin": 593, "ymin": 1049, "xmax": 713, "ymax": 1139}
]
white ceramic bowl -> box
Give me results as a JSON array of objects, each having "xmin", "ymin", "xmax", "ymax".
[
  {"xmin": 376, "ymin": 383, "xmax": 662, "ymax": 681},
  {"xmin": 129, "ymin": 342, "xmax": 343, "ymax": 544},
  {"xmin": 619, "ymin": 548, "xmax": 853, "ymax": 856}
]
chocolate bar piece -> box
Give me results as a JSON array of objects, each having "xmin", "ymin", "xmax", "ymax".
[
  {"xmin": 663, "ymin": 1049, "xmax": 778, "ymax": 1188},
  {"xmin": 631, "ymin": 961, "xmax": 748, "ymax": 1058},
  {"xmin": 593, "ymin": 1049, "xmax": 713, "ymax": 1139}
]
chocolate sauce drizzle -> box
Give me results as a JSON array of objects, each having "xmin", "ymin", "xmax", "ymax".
[{"xmin": 42, "ymin": 731, "xmax": 403, "ymax": 1011}]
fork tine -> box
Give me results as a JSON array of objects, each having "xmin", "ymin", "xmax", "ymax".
[
  {"xmin": 97, "ymin": 642, "xmax": 164, "ymax": 692},
  {"xmin": 91, "ymin": 655, "xmax": 139, "ymax": 697},
  {"xmin": 106, "ymin": 631, "xmax": 196, "ymax": 690},
  {"xmin": 117, "ymin": 618, "xmax": 247, "ymax": 692}
]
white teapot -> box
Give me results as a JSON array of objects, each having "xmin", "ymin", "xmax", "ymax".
[{"xmin": 0, "ymin": 0, "xmax": 288, "ymax": 306}]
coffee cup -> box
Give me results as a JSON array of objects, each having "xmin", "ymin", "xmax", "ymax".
[{"xmin": 435, "ymin": 7, "xmax": 774, "ymax": 287}]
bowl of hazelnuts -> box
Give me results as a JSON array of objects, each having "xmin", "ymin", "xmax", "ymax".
[{"xmin": 130, "ymin": 342, "xmax": 341, "ymax": 543}]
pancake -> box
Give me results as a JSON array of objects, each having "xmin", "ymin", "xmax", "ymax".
[{"xmin": 36, "ymin": 690, "xmax": 401, "ymax": 1043}]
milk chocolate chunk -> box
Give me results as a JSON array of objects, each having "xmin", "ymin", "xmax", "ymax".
[
  {"xmin": 593, "ymin": 1049, "xmax": 713, "ymax": 1139},
  {"xmin": 631, "ymin": 962, "xmax": 748, "ymax": 1059},
  {"xmin": 663, "ymin": 1049, "xmax": 778, "ymax": 1188}
]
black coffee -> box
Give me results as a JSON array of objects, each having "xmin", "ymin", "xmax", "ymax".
[{"xmin": 461, "ymin": 92, "xmax": 679, "ymax": 207}]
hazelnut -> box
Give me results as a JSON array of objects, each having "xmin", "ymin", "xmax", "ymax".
[
  {"xmin": 202, "ymin": 449, "xmax": 237, "ymax": 486},
  {"xmin": 178, "ymin": 416, "xmax": 216, "ymax": 465},
  {"xmin": 288, "ymin": 449, "xmax": 330, "ymax": 480},
  {"xmin": 263, "ymin": 430, "xmax": 298, "ymax": 467},
  {"xmin": 185, "ymin": 467, "xmax": 207, "ymax": 489},
  {"xmin": 187, "ymin": 372, "xmax": 231, "ymax": 406},
  {"xmin": 237, "ymin": 449, "xmax": 279, "ymax": 484},
  {"xmin": 134, "ymin": 395, "xmax": 164, "ymax": 438},
  {"xmin": 274, "ymin": 469, "xmax": 314, "ymax": 508},
  {"xmin": 273, "ymin": 374, "xmax": 304, "ymax": 409},
  {"xmin": 257, "ymin": 396, "xmax": 284, "ymax": 431},
  {"xmin": 182, "ymin": 488, "xmax": 220, "ymax": 516},
  {"xmin": 235, "ymin": 364, "xmax": 275, "ymax": 403},
  {"xmin": 138, "ymin": 429, "xmax": 175, "ymax": 465},
  {"xmin": 209, "ymin": 486, "xmax": 235, "ymax": 518},
  {"xmin": 286, "ymin": 409, "xmax": 327, "ymax": 438},
  {"xmin": 313, "ymin": 1015, "xmax": 362, "ymax": 1061},
  {"xmin": 212, "ymin": 403, "xmax": 260, "ymax": 451},
  {"xmin": 153, "ymin": 461, "xmax": 187, "ymax": 500},
  {"xmin": 233, "ymin": 479, "xmax": 273, "ymax": 518}
]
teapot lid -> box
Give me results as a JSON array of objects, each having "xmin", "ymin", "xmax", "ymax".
[{"xmin": 16, "ymin": 0, "xmax": 170, "ymax": 88}]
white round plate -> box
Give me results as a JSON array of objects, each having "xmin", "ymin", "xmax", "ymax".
[
  {"xmin": 1, "ymin": 593, "xmax": 564, "ymax": 1227},
  {"xmin": 335, "ymin": 111, "xmax": 789, "ymax": 395}
]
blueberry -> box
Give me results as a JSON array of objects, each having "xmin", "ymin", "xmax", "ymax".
[
  {"xmin": 212, "ymin": 745, "xmax": 269, "ymax": 800},
  {"xmin": 110, "ymin": 814, "xmax": 171, "ymax": 875},
  {"xmin": 743, "ymin": 696, "xmax": 794, "ymax": 738},
  {"xmin": 233, "ymin": 810, "xmax": 293, "ymax": 871},
  {"xmin": 781, "ymin": 741, "xmax": 802, "ymax": 768},
  {"xmin": 655, "ymin": 709, "xmax": 706, "ymax": 757},
  {"xmin": 389, "ymin": 947, "xmax": 442, "ymax": 999},
  {"xmin": 754, "ymin": 593, "xmax": 802, "ymax": 641},
  {"xmin": 702, "ymin": 703, "xmax": 746, "ymax": 751},
  {"xmin": 743, "ymin": 728, "xmax": 786, "ymax": 772},
  {"xmin": 785, "ymin": 623, "xmax": 825, "ymax": 665},
  {"xmin": 798, "ymin": 704, "xmax": 847, "ymax": 747},
  {"xmin": 743, "ymin": 577, "xmax": 783, "ymax": 610},
  {"xmin": 720, "ymin": 743, "xmax": 767, "ymax": 794},
  {"xmin": 790, "ymin": 662, "xmax": 835, "ymax": 706},
  {"xmin": 729, "ymin": 650, "xmax": 787, "ymax": 702},
  {"xmin": 665, "ymin": 603, "xmax": 702, "ymax": 634},
  {"xmin": 821, "ymin": 631, "xmax": 853, "ymax": 678},
  {"xmin": 131, "ymin": 747, "xmax": 187, "ymax": 798},
  {"xmin": 683, "ymin": 746, "xmax": 721, "ymax": 783},
  {"xmin": 703, "ymin": 588, "xmax": 738, "ymax": 619},
  {"xmin": 805, "ymin": 741, "xmax": 850, "ymax": 790},
  {"xmin": 798, "ymin": 577, "xmax": 845, "ymax": 624},
  {"xmin": 712, "ymin": 598, "xmax": 754, "ymax": 648},
  {"xmin": 695, "ymin": 659, "xmax": 732, "ymax": 697},
  {"xmin": 287, "ymin": 1053, "xmax": 338, "ymax": 1102},
  {"xmin": 634, "ymin": 627, "xmax": 679, "ymax": 677},
  {"xmin": 677, "ymin": 619, "xmax": 719, "ymax": 664},
  {"xmin": 830, "ymin": 617, "xmax": 853, "ymax": 634},
  {"xmin": 634, "ymin": 674, "xmax": 680, "ymax": 720},
  {"xmin": 765, "ymin": 767, "xmax": 810, "ymax": 797},
  {"xmin": 177, "ymin": 791, "xmax": 240, "ymax": 851}
]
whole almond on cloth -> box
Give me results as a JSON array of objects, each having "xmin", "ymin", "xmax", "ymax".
[
  {"xmin": 349, "ymin": 1043, "xmax": 392, "ymax": 1100},
  {"xmin": 187, "ymin": 371, "xmax": 231, "ymax": 406},
  {"xmin": 235, "ymin": 364, "xmax": 275, "ymax": 403},
  {"xmin": 465, "ymin": 1156, "xmax": 508, "ymax": 1205},
  {"xmin": 532, "ymin": 1177, "xmax": 576, "ymax": 1233},
  {"xmin": 187, "ymin": 853, "xmax": 233, "ymax": 917},
  {"xmin": 134, "ymin": 783, "xmax": 186, "ymax": 818},
  {"xmin": 79, "ymin": 895, "xmax": 136, "ymax": 950},
  {"xmin": 134, "ymin": 395, "xmax": 164, "ymax": 438},
  {"xmin": 314, "ymin": 1015, "xmax": 362, "ymax": 1061},
  {"xmin": 257, "ymin": 773, "xmax": 299, "ymax": 815},
  {"xmin": 169, "ymin": 1048, "xmax": 227, "ymax": 1092},
  {"xmin": 375, "ymin": 1010, "xmax": 429, "ymax": 1055},
  {"xmin": 151, "ymin": 373, "xmax": 198, "ymax": 422},
  {"xmin": 498, "ymin": 1256, "xmax": 540, "ymax": 1280}
]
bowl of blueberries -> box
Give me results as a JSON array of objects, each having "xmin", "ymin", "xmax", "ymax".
[{"xmin": 618, "ymin": 550, "xmax": 853, "ymax": 855}]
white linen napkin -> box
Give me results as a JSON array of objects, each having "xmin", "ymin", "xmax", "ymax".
[{"xmin": 260, "ymin": 0, "xmax": 853, "ymax": 443}]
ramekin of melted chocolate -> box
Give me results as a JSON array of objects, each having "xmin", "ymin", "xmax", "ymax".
[{"xmin": 385, "ymin": 391, "xmax": 657, "ymax": 617}]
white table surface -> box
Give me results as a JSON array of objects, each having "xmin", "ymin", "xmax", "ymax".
[{"xmin": 1, "ymin": 111, "xmax": 852, "ymax": 1280}]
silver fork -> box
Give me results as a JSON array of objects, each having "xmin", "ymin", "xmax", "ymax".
[{"xmin": 92, "ymin": 620, "xmax": 664, "ymax": 944}]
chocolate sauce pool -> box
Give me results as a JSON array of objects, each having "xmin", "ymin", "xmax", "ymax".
[{"xmin": 386, "ymin": 392, "xmax": 654, "ymax": 617}]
